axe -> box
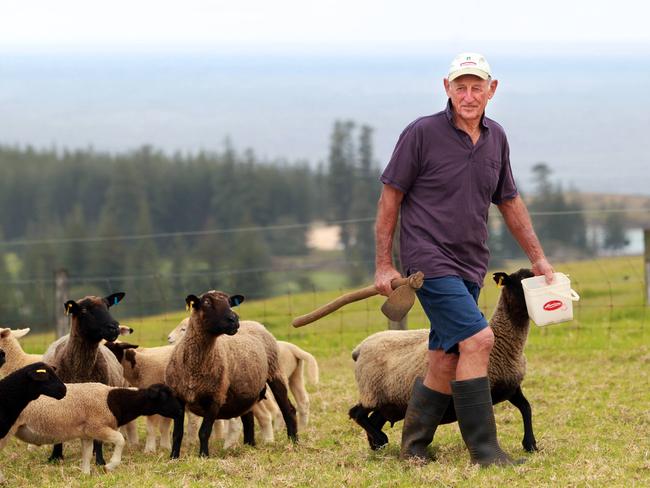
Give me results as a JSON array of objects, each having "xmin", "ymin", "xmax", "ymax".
[{"xmin": 292, "ymin": 271, "xmax": 424, "ymax": 327}]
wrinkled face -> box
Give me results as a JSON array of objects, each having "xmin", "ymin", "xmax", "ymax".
[
  {"xmin": 28, "ymin": 363, "xmax": 67, "ymax": 400},
  {"xmin": 444, "ymin": 74, "xmax": 497, "ymax": 123},
  {"xmin": 70, "ymin": 297, "xmax": 121, "ymax": 343},
  {"xmin": 186, "ymin": 291, "xmax": 243, "ymax": 336}
]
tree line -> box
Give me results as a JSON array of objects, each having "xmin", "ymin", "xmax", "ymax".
[{"xmin": 0, "ymin": 126, "xmax": 632, "ymax": 327}]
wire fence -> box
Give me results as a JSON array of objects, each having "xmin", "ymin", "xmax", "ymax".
[{"xmin": 4, "ymin": 254, "xmax": 647, "ymax": 357}]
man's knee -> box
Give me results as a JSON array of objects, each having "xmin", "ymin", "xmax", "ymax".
[
  {"xmin": 459, "ymin": 327, "xmax": 494, "ymax": 357},
  {"xmin": 428, "ymin": 349, "xmax": 459, "ymax": 376}
]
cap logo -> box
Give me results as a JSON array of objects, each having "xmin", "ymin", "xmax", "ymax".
[{"xmin": 460, "ymin": 61, "xmax": 477, "ymax": 67}]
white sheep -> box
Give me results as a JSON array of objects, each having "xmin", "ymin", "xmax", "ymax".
[{"xmin": 0, "ymin": 328, "xmax": 42, "ymax": 377}]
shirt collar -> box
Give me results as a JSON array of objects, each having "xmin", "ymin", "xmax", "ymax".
[{"xmin": 445, "ymin": 99, "xmax": 489, "ymax": 132}]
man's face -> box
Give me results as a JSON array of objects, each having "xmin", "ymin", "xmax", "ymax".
[{"xmin": 444, "ymin": 75, "xmax": 498, "ymax": 123}]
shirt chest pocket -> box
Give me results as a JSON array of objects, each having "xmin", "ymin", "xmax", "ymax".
[{"xmin": 472, "ymin": 158, "xmax": 500, "ymax": 198}]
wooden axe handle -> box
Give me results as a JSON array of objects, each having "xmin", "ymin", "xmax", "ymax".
[{"xmin": 292, "ymin": 276, "xmax": 411, "ymax": 328}]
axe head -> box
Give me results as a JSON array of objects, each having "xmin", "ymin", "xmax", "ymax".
[{"xmin": 380, "ymin": 284, "xmax": 416, "ymax": 321}]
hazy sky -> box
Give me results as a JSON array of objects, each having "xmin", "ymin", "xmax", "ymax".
[{"xmin": 2, "ymin": 0, "xmax": 649, "ymax": 50}]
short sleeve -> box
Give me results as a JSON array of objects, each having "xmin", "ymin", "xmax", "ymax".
[
  {"xmin": 380, "ymin": 121, "xmax": 421, "ymax": 194},
  {"xmin": 491, "ymin": 136, "xmax": 519, "ymax": 205}
]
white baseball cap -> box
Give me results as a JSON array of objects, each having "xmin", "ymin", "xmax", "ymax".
[{"xmin": 448, "ymin": 52, "xmax": 491, "ymax": 81}]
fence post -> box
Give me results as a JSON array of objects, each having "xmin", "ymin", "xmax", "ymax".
[
  {"xmin": 54, "ymin": 269, "xmax": 70, "ymax": 338},
  {"xmin": 388, "ymin": 315, "xmax": 408, "ymax": 330},
  {"xmin": 643, "ymin": 229, "xmax": 650, "ymax": 307}
]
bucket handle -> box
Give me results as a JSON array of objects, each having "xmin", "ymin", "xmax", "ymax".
[{"xmin": 549, "ymin": 288, "xmax": 580, "ymax": 302}]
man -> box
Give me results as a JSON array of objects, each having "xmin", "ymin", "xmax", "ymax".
[{"xmin": 374, "ymin": 52, "xmax": 554, "ymax": 467}]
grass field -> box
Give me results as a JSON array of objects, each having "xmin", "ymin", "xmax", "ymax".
[{"xmin": 5, "ymin": 256, "xmax": 650, "ymax": 487}]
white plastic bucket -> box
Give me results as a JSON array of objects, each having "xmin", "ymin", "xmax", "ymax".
[{"xmin": 521, "ymin": 272, "xmax": 580, "ymax": 326}]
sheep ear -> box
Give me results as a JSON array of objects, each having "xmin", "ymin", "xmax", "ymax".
[
  {"xmin": 185, "ymin": 295, "xmax": 200, "ymax": 311},
  {"xmin": 13, "ymin": 328, "xmax": 31, "ymax": 339},
  {"xmin": 0, "ymin": 328, "xmax": 11, "ymax": 338},
  {"xmin": 105, "ymin": 293, "xmax": 125, "ymax": 307},
  {"xmin": 492, "ymin": 272, "xmax": 509, "ymax": 287},
  {"xmin": 118, "ymin": 325, "xmax": 134, "ymax": 336},
  {"xmin": 229, "ymin": 295, "xmax": 245, "ymax": 307},
  {"xmin": 28, "ymin": 367, "xmax": 51, "ymax": 382},
  {"xmin": 64, "ymin": 300, "xmax": 79, "ymax": 316}
]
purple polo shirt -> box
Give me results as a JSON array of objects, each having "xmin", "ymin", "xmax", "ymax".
[{"xmin": 380, "ymin": 100, "xmax": 518, "ymax": 286}]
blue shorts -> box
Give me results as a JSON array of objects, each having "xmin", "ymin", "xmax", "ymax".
[{"xmin": 416, "ymin": 276, "xmax": 488, "ymax": 354}]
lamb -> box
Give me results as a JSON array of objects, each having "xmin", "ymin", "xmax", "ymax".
[
  {"xmin": 1, "ymin": 382, "xmax": 183, "ymax": 475},
  {"xmin": 0, "ymin": 329, "xmax": 42, "ymax": 376},
  {"xmin": 168, "ymin": 321, "xmax": 320, "ymax": 437},
  {"xmin": 165, "ymin": 290, "xmax": 298, "ymax": 458},
  {"xmin": 103, "ymin": 342, "xmax": 177, "ymax": 453},
  {"xmin": 42, "ymin": 293, "xmax": 131, "ymax": 464},
  {"xmin": 348, "ymin": 268, "xmax": 538, "ymax": 453},
  {"xmin": 0, "ymin": 362, "xmax": 66, "ymax": 483}
]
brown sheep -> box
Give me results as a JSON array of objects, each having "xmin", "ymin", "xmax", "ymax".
[{"xmin": 165, "ymin": 290, "xmax": 298, "ymax": 458}]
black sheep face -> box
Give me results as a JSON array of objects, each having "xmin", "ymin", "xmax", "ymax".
[
  {"xmin": 146, "ymin": 383, "xmax": 184, "ymax": 419},
  {"xmin": 0, "ymin": 347, "xmax": 5, "ymax": 369},
  {"xmin": 492, "ymin": 268, "xmax": 534, "ymax": 319},
  {"xmin": 185, "ymin": 290, "xmax": 244, "ymax": 336},
  {"xmin": 25, "ymin": 362, "xmax": 67, "ymax": 400},
  {"xmin": 64, "ymin": 293, "xmax": 125, "ymax": 343}
]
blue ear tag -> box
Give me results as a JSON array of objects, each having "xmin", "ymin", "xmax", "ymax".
[
  {"xmin": 231, "ymin": 297, "xmax": 240, "ymax": 306},
  {"xmin": 114, "ymin": 297, "xmax": 118, "ymax": 305}
]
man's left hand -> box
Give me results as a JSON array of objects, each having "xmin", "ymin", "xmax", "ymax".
[{"xmin": 532, "ymin": 258, "xmax": 554, "ymax": 284}]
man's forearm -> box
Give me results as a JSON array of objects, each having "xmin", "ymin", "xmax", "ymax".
[
  {"xmin": 375, "ymin": 186, "xmax": 403, "ymax": 268},
  {"xmin": 497, "ymin": 196, "xmax": 546, "ymax": 263}
]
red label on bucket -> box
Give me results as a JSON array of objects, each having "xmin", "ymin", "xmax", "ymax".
[{"xmin": 543, "ymin": 300, "xmax": 563, "ymax": 311}]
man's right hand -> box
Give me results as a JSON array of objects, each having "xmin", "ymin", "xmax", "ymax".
[{"xmin": 374, "ymin": 265, "xmax": 403, "ymax": 297}]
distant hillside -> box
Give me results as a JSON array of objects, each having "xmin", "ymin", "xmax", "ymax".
[{"xmin": 563, "ymin": 192, "xmax": 650, "ymax": 227}]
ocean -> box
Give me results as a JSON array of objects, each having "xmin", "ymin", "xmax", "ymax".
[{"xmin": 0, "ymin": 50, "xmax": 648, "ymax": 195}]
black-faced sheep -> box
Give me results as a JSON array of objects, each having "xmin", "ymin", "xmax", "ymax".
[
  {"xmin": 348, "ymin": 269, "xmax": 538, "ymax": 453},
  {"xmin": 165, "ymin": 290, "xmax": 298, "ymax": 458},
  {"xmin": 42, "ymin": 293, "xmax": 129, "ymax": 464},
  {"xmin": 0, "ymin": 362, "xmax": 66, "ymax": 483},
  {"xmin": 1, "ymin": 383, "xmax": 182, "ymax": 475}
]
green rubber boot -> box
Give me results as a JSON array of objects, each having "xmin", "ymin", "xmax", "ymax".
[
  {"xmin": 399, "ymin": 378, "xmax": 451, "ymax": 462},
  {"xmin": 451, "ymin": 376, "xmax": 524, "ymax": 467}
]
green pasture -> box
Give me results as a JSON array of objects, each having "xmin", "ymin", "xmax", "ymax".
[{"xmin": 6, "ymin": 256, "xmax": 650, "ymax": 487}]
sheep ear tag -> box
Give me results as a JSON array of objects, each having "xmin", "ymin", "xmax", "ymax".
[
  {"xmin": 229, "ymin": 295, "xmax": 244, "ymax": 307},
  {"xmin": 186, "ymin": 301, "xmax": 194, "ymax": 312}
]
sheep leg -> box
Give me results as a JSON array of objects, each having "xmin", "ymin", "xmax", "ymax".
[
  {"xmin": 145, "ymin": 416, "xmax": 159, "ymax": 453},
  {"xmin": 100, "ymin": 429, "xmax": 126, "ymax": 471},
  {"xmin": 288, "ymin": 371, "xmax": 310, "ymax": 431},
  {"xmin": 159, "ymin": 417, "xmax": 172, "ymax": 451},
  {"xmin": 170, "ymin": 401, "xmax": 185, "ymax": 459},
  {"xmin": 508, "ymin": 386, "xmax": 537, "ymax": 452},
  {"xmin": 198, "ymin": 414, "xmax": 216, "ymax": 457},
  {"xmin": 94, "ymin": 440, "xmax": 106, "ymax": 465},
  {"xmin": 242, "ymin": 411, "xmax": 255, "ymax": 446},
  {"xmin": 80, "ymin": 439, "xmax": 94, "ymax": 474},
  {"xmin": 223, "ymin": 418, "xmax": 242, "ymax": 449},
  {"xmin": 48, "ymin": 443, "xmax": 64, "ymax": 462},
  {"xmin": 254, "ymin": 401, "xmax": 275, "ymax": 443},
  {"xmin": 267, "ymin": 378, "xmax": 298, "ymax": 442},
  {"xmin": 348, "ymin": 404, "xmax": 389, "ymax": 450}
]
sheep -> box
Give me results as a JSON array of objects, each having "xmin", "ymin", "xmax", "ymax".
[
  {"xmin": 1, "ymin": 382, "xmax": 183, "ymax": 475},
  {"xmin": 42, "ymin": 292, "xmax": 130, "ymax": 464},
  {"xmin": 0, "ymin": 325, "xmax": 133, "ymax": 378},
  {"xmin": 165, "ymin": 290, "xmax": 298, "ymax": 458},
  {"xmin": 0, "ymin": 362, "xmax": 66, "ymax": 483},
  {"xmin": 348, "ymin": 268, "xmax": 538, "ymax": 453},
  {"xmin": 103, "ymin": 342, "xmax": 177, "ymax": 453},
  {"xmin": 0, "ymin": 329, "xmax": 42, "ymax": 376},
  {"xmin": 168, "ymin": 321, "xmax": 320, "ymax": 439}
]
